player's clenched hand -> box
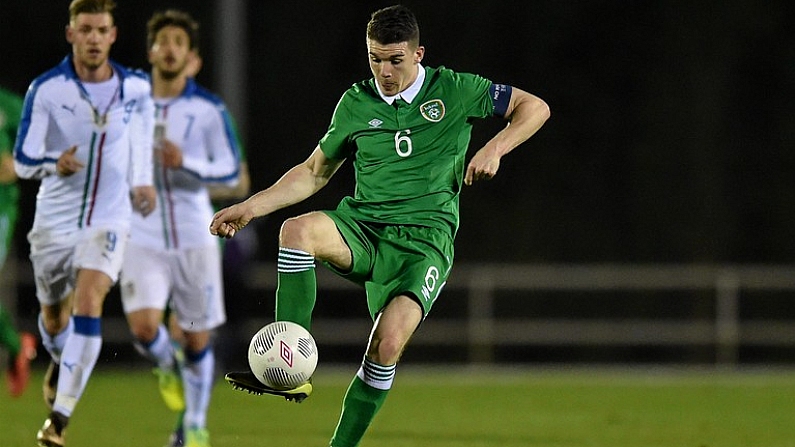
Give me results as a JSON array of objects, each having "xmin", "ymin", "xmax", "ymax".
[
  {"xmin": 465, "ymin": 147, "xmax": 501, "ymax": 186},
  {"xmin": 210, "ymin": 202, "xmax": 253, "ymax": 239},
  {"xmin": 157, "ymin": 139, "xmax": 183, "ymax": 168},
  {"xmin": 56, "ymin": 146, "xmax": 85, "ymax": 177},
  {"xmin": 131, "ymin": 185, "xmax": 157, "ymax": 217}
]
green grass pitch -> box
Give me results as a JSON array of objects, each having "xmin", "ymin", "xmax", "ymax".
[{"xmin": 2, "ymin": 366, "xmax": 795, "ymax": 446}]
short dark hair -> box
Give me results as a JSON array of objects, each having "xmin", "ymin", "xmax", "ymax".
[
  {"xmin": 366, "ymin": 5, "xmax": 419, "ymax": 46},
  {"xmin": 69, "ymin": 0, "xmax": 116, "ymax": 21},
  {"xmin": 146, "ymin": 9, "xmax": 199, "ymax": 51}
]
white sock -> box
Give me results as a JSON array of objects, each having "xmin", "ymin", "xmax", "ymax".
[
  {"xmin": 356, "ymin": 357, "xmax": 396, "ymax": 390},
  {"xmin": 53, "ymin": 316, "xmax": 102, "ymax": 417},
  {"xmin": 181, "ymin": 346, "xmax": 214, "ymax": 429}
]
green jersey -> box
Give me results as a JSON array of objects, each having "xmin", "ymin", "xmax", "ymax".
[
  {"xmin": 0, "ymin": 86, "xmax": 23, "ymax": 221},
  {"xmin": 319, "ymin": 65, "xmax": 495, "ymax": 238}
]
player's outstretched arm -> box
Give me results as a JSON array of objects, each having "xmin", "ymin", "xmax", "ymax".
[
  {"xmin": 465, "ymin": 88, "xmax": 550, "ymax": 185},
  {"xmin": 209, "ymin": 146, "xmax": 344, "ymax": 238},
  {"xmin": 210, "ymin": 202, "xmax": 253, "ymax": 238}
]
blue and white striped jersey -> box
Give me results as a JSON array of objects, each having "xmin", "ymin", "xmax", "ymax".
[
  {"xmin": 14, "ymin": 56, "xmax": 155, "ymax": 235},
  {"xmin": 131, "ymin": 78, "xmax": 240, "ymax": 250}
]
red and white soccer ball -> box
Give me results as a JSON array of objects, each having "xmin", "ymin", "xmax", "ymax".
[{"xmin": 248, "ymin": 321, "xmax": 318, "ymax": 390}]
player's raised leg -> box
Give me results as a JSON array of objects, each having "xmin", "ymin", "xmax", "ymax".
[
  {"xmin": 226, "ymin": 212, "xmax": 345, "ymax": 400},
  {"xmin": 223, "ymin": 243, "xmax": 318, "ymax": 401}
]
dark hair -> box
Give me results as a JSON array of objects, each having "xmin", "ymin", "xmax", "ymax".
[
  {"xmin": 146, "ymin": 9, "xmax": 199, "ymax": 51},
  {"xmin": 69, "ymin": 0, "xmax": 116, "ymax": 21},
  {"xmin": 366, "ymin": 5, "xmax": 419, "ymax": 46}
]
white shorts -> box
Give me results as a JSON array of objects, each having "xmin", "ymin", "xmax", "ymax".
[
  {"xmin": 28, "ymin": 226, "xmax": 129, "ymax": 306},
  {"xmin": 120, "ymin": 243, "xmax": 226, "ymax": 332}
]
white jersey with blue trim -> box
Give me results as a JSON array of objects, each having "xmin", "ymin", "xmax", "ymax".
[
  {"xmin": 131, "ymin": 78, "xmax": 241, "ymax": 250},
  {"xmin": 14, "ymin": 56, "xmax": 155, "ymax": 235}
]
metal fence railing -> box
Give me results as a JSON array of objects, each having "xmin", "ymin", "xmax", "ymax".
[
  {"xmin": 238, "ymin": 263, "xmax": 795, "ymax": 366},
  {"xmin": 5, "ymin": 261, "xmax": 795, "ymax": 365}
]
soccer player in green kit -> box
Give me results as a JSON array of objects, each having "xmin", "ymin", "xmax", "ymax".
[
  {"xmin": 211, "ymin": 5, "xmax": 550, "ymax": 447},
  {"xmin": 0, "ymin": 85, "xmax": 37, "ymax": 398}
]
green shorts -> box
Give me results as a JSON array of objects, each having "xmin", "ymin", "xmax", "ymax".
[{"xmin": 322, "ymin": 210, "xmax": 454, "ymax": 320}]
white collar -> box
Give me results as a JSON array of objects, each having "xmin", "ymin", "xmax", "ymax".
[{"xmin": 377, "ymin": 64, "xmax": 425, "ymax": 105}]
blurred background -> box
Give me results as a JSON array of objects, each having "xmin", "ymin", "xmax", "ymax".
[{"xmin": 1, "ymin": 0, "xmax": 794, "ymax": 369}]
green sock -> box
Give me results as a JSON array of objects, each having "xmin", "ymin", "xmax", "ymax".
[
  {"xmin": 330, "ymin": 375, "xmax": 389, "ymax": 447},
  {"xmin": 0, "ymin": 304, "xmax": 21, "ymax": 356},
  {"xmin": 174, "ymin": 410, "xmax": 185, "ymax": 432},
  {"xmin": 274, "ymin": 248, "xmax": 316, "ymax": 330}
]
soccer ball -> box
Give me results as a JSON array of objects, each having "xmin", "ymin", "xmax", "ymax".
[{"xmin": 248, "ymin": 321, "xmax": 318, "ymax": 390}]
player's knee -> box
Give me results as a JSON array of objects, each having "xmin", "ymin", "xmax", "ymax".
[
  {"xmin": 40, "ymin": 312, "xmax": 68, "ymax": 336},
  {"xmin": 183, "ymin": 331, "xmax": 211, "ymax": 353},
  {"xmin": 130, "ymin": 322, "xmax": 159, "ymax": 343},
  {"xmin": 279, "ymin": 215, "xmax": 316, "ymax": 250},
  {"xmin": 41, "ymin": 301, "xmax": 72, "ymax": 334},
  {"xmin": 368, "ymin": 334, "xmax": 407, "ymax": 365}
]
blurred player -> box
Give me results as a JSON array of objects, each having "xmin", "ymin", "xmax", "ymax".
[
  {"xmin": 14, "ymin": 0, "xmax": 156, "ymax": 445},
  {"xmin": 165, "ymin": 49, "xmax": 251, "ymax": 447},
  {"xmin": 211, "ymin": 5, "xmax": 550, "ymax": 447},
  {"xmin": 0, "ymin": 85, "xmax": 37, "ymax": 398},
  {"xmin": 119, "ymin": 9, "xmax": 242, "ymax": 447}
]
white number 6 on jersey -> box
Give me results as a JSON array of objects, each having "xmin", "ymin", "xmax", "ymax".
[{"xmin": 394, "ymin": 129, "xmax": 412, "ymax": 157}]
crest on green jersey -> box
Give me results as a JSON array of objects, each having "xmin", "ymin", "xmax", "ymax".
[{"xmin": 420, "ymin": 99, "xmax": 445, "ymax": 123}]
